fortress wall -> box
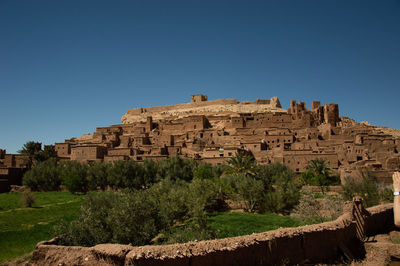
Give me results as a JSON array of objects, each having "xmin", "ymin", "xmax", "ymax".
[
  {"xmin": 127, "ymin": 99, "xmax": 239, "ymax": 115},
  {"xmin": 31, "ymin": 203, "xmax": 394, "ymax": 266}
]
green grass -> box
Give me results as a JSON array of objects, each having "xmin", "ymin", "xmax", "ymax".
[
  {"xmin": 209, "ymin": 212, "xmax": 306, "ymax": 238},
  {"xmin": 0, "ymin": 193, "xmax": 310, "ymax": 263},
  {"xmin": 0, "ymin": 191, "xmax": 81, "ymax": 211},
  {"xmin": 0, "ymin": 192, "xmax": 84, "ymax": 263},
  {"xmin": 0, "ymin": 192, "xmax": 24, "ymax": 211}
]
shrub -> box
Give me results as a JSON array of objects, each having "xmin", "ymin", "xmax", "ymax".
[
  {"xmin": 300, "ymin": 170, "xmax": 340, "ymax": 194},
  {"xmin": 292, "ymin": 188, "xmax": 344, "ymax": 223},
  {"xmin": 160, "ymin": 221, "xmax": 216, "ymax": 244},
  {"xmin": 86, "ymin": 161, "xmax": 111, "ymax": 190},
  {"xmin": 186, "ymin": 178, "xmax": 220, "ymax": 223},
  {"xmin": 106, "ymin": 160, "xmax": 145, "ymax": 189},
  {"xmin": 221, "ymin": 163, "xmax": 300, "ymax": 214},
  {"xmin": 194, "ymin": 163, "xmax": 215, "ymax": 179},
  {"xmin": 150, "ymin": 179, "xmax": 189, "ymax": 227},
  {"xmin": 56, "ymin": 191, "xmax": 162, "ymax": 246},
  {"xmin": 142, "ymin": 159, "xmax": 159, "ymax": 186},
  {"xmin": 23, "ymin": 158, "xmax": 61, "ymax": 191},
  {"xmin": 156, "ymin": 155, "xmax": 196, "ymax": 181},
  {"xmin": 259, "ymin": 164, "xmax": 300, "ymax": 214},
  {"xmin": 61, "ymin": 161, "xmax": 89, "ymax": 194},
  {"xmin": 108, "ymin": 191, "xmax": 161, "ymax": 245},
  {"xmin": 232, "ymin": 174, "xmax": 264, "ymax": 213},
  {"xmin": 55, "ymin": 193, "xmax": 120, "ymax": 246},
  {"xmin": 341, "ymin": 172, "xmax": 380, "ymax": 207},
  {"xmin": 379, "ymin": 187, "xmax": 394, "ymax": 203},
  {"xmin": 291, "ymin": 188, "xmax": 323, "ymax": 223},
  {"xmin": 301, "ymin": 159, "xmax": 340, "ymax": 193},
  {"xmin": 56, "ymin": 177, "xmax": 224, "ymax": 247},
  {"xmin": 21, "ymin": 190, "xmax": 36, "ymax": 208}
]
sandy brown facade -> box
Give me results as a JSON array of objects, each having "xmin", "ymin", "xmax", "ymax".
[
  {"xmin": 0, "ymin": 149, "xmax": 28, "ymax": 192},
  {"xmin": 50, "ymin": 95, "xmax": 399, "ymax": 184}
]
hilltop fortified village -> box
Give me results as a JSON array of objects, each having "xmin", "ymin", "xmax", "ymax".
[{"xmin": 1, "ymin": 95, "xmax": 400, "ymax": 190}]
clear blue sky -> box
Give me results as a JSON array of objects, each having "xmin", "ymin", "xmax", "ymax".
[{"xmin": 1, "ymin": 0, "xmax": 400, "ymax": 154}]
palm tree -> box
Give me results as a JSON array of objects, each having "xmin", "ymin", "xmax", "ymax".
[
  {"xmin": 18, "ymin": 141, "xmax": 42, "ymax": 168},
  {"xmin": 18, "ymin": 141, "xmax": 42, "ymax": 156},
  {"xmin": 223, "ymin": 150, "xmax": 257, "ymax": 177},
  {"xmin": 305, "ymin": 158, "xmax": 332, "ymax": 193},
  {"xmin": 306, "ymin": 158, "xmax": 331, "ymax": 177}
]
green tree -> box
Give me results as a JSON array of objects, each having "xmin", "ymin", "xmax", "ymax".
[
  {"xmin": 35, "ymin": 145, "xmax": 58, "ymax": 162},
  {"xmin": 223, "ymin": 151, "xmax": 257, "ymax": 177},
  {"xmin": 186, "ymin": 178, "xmax": 219, "ymax": 225},
  {"xmin": 194, "ymin": 163, "xmax": 214, "ymax": 179},
  {"xmin": 87, "ymin": 161, "xmax": 111, "ymax": 190},
  {"xmin": 61, "ymin": 161, "xmax": 89, "ymax": 194},
  {"xmin": 18, "ymin": 141, "xmax": 42, "ymax": 167},
  {"xmin": 18, "ymin": 141, "xmax": 42, "ymax": 157},
  {"xmin": 156, "ymin": 155, "xmax": 196, "ymax": 181},
  {"xmin": 22, "ymin": 157, "xmax": 62, "ymax": 191},
  {"xmin": 258, "ymin": 163, "xmax": 300, "ymax": 214},
  {"xmin": 303, "ymin": 158, "xmax": 339, "ymax": 193},
  {"xmin": 150, "ymin": 179, "xmax": 189, "ymax": 228},
  {"xmin": 341, "ymin": 171, "xmax": 380, "ymax": 207},
  {"xmin": 108, "ymin": 191, "xmax": 161, "ymax": 245},
  {"xmin": 55, "ymin": 193, "xmax": 120, "ymax": 246},
  {"xmin": 142, "ymin": 159, "xmax": 159, "ymax": 186},
  {"xmin": 18, "ymin": 141, "xmax": 58, "ymax": 167},
  {"xmin": 306, "ymin": 158, "xmax": 331, "ymax": 177},
  {"xmin": 234, "ymin": 174, "xmax": 264, "ymax": 213},
  {"xmin": 107, "ymin": 159, "xmax": 145, "ymax": 190}
]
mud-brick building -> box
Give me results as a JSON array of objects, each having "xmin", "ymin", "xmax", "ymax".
[
  {"xmin": 53, "ymin": 95, "xmax": 400, "ymax": 185},
  {"xmin": 0, "ymin": 149, "xmax": 28, "ymax": 192}
]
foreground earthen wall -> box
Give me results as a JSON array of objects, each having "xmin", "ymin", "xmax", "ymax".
[{"xmin": 31, "ymin": 203, "xmax": 394, "ymax": 266}]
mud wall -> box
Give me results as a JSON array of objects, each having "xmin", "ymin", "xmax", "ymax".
[
  {"xmin": 126, "ymin": 99, "xmax": 239, "ymax": 115},
  {"xmin": 31, "ymin": 203, "xmax": 394, "ymax": 266}
]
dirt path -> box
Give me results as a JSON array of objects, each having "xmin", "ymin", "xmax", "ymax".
[{"xmin": 352, "ymin": 231, "xmax": 400, "ymax": 265}]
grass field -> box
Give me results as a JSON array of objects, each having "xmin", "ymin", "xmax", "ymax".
[
  {"xmin": 0, "ymin": 192, "xmax": 308, "ymax": 263},
  {"xmin": 209, "ymin": 212, "xmax": 305, "ymax": 238},
  {"xmin": 0, "ymin": 192, "xmax": 84, "ymax": 263}
]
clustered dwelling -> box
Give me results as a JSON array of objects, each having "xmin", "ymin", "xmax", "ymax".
[
  {"xmin": 0, "ymin": 149, "xmax": 28, "ymax": 192},
  {"xmin": 49, "ymin": 95, "xmax": 400, "ymax": 185}
]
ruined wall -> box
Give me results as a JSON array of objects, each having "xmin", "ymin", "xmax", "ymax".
[
  {"xmin": 121, "ymin": 96, "xmax": 285, "ymax": 124},
  {"xmin": 324, "ymin": 103, "xmax": 339, "ymax": 126},
  {"xmin": 31, "ymin": 203, "xmax": 394, "ymax": 266}
]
